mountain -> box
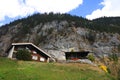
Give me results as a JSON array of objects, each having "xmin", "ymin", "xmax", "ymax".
[{"xmin": 0, "ymin": 13, "xmax": 120, "ymax": 60}]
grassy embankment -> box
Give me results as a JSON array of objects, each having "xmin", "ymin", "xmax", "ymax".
[{"xmin": 0, "ymin": 57, "xmax": 114, "ymax": 80}]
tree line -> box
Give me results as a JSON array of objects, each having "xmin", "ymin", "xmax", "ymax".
[{"xmin": 0, "ymin": 13, "xmax": 120, "ymax": 34}]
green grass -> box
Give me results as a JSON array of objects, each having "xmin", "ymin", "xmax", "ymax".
[{"xmin": 0, "ymin": 57, "xmax": 114, "ymax": 80}]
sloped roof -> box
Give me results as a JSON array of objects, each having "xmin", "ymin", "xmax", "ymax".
[{"xmin": 10, "ymin": 43, "xmax": 51, "ymax": 58}]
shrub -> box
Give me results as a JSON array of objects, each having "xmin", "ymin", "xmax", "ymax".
[
  {"xmin": 107, "ymin": 53, "xmax": 120, "ymax": 79},
  {"xmin": 107, "ymin": 67, "xmax": 111, "ymax": 74},
  {"xmin": 87, "ymin": 54, "xmax": 95, "ymax": 62},
  {"xmin": 109, "ymin": 53, "xmax": 118, "ymax": 63},
  {"xmin": 117, "ymin": 69, "xmax": 120, "ymax": 80},
  {"xmin": 16, "ymin": 49, "xmax": 32, "ymax": 61},
  {"xmin": 70, "ymin": 48, "xmax": 74, "ymax": 52}
]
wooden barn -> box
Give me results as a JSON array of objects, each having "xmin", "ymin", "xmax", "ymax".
[
  {"xmin": 65, "ymin": 51, "xmax": 89, "ymax": 60},
  {"xmin": 7, "ymin": 43, "xmax": 51, "ymax": 62}
]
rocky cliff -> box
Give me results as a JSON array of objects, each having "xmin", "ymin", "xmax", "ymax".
[{"xmin": 0, "ymin": 13, "xmax": 120, "ymax": 60}]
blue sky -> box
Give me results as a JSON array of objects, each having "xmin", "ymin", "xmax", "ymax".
[
  {"xmin": 69, "ymin": 0, "xmax": 103, "ymax": 17},
  {"xmin": 0, "ymin": 0, "xmax": 120, "ymax": 26}
]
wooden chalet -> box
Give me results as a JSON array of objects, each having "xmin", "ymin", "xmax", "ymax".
[{"xmin": 7, "ymin": 43, "xmax": 51, "ymax": 62}]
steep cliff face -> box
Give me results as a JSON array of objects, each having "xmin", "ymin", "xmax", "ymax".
[{"xmin": 0, "ymin": 14, "xmax": 120, "ymax": 60}]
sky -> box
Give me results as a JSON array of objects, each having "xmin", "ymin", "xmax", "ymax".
[{"xmin": 0, "ymin": 0, "xmax": 120, "ymax": 26}]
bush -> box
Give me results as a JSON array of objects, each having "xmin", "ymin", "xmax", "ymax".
[
  {"xmin": 117, "ymin": 69, "xmax": 120, "ymax": 80},
  {"xmin": 109, "ymin": 53, "xmax": 118, "ymax": 63},
  {"xmin": 87, "ymin": 54, "xmax": 95, "ymax": 62},
  {"xmin": 16, "ymin": 49, "xmax": 32, "ymax": 61},
  {"xmin": 107, "ymin": 53, "xmax": 120, "ymax": 79}
]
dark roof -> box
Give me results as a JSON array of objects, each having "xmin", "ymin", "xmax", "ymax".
[
  {"xmin": 65, "ymin": 51, "xmax": 90, "ymax": 58},
  {"xmin": 65, "ymin": 51, "xmax": 90, "ymax": 54}
]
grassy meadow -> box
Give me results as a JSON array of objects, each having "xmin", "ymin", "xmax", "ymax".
[{"xmin": 0, "ymin": 57, "xmax": 114, "ymax": 80}]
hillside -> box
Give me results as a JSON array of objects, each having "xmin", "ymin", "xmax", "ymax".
[
  {"xmin": 0, "ymin": 13, "xmax": 120, "ymax": 60},
  {"xmin": 0, "ymin": 57, "xmax": 113, "ymax": 80},
  {"xmin": 89, "ymin": 17, "xmax": 120, "ymax": 33}
]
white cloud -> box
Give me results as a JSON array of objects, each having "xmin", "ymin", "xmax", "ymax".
[
  {"xmin": 0, "ymin": 0, "xmax": 83, "ymax": 21},
  {"xmin": 0, "ymin": 0, "xmax": 35, "ymax": 21},
  {"xmin": 86, "ymin": 0, "xmax": 120, "ymax": 20},
  {"xmin": 26, "ymin": 0, "xmax": 83, "ymax": 13}
]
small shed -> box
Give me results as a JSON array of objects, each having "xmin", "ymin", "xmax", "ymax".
[
  {"xmin": 6, "ymin": 43, "xmax": 51, "ymax": 62},
  {"xmin": 65, "ymin": 51, "xmax": 89, "ymax": 60}
]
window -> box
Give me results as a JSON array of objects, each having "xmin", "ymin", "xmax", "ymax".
[
  {"xmin": 32, "ymin": 56, "xmax": 38, "ymax": 60},
  {"xmin": 40, "ymin": 57, "xmax": 45, "ymax": 62}
]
